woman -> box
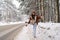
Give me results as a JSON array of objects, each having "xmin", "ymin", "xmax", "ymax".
[{"xmin": 28, "ymin": 11, "xmax": 42, "ymax": 38}]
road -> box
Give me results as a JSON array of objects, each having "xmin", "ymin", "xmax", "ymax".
[{"xmin": 0, "ymin": 23, "xmax": 27, "ymax": 40}]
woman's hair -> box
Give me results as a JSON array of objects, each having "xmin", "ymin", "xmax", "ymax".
[{"xmin": 32, "ymin": 10, "xmax": 36, "ymax": 13}]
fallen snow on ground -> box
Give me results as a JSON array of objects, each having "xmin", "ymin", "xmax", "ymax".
[
  {"xmin": 0, "ymin": 21, "xmax": 60, "ymax": 40},
  {"xmin": 0, "ymin": 21, "xmax": 25, "ymax": 26},
  {"xmin": 14, "ymin": 24, "xmax": 35, "ymax": 40},
  {"xmin": 14, "ymin": 22, "xmax": 60, "ymax": 40},
  {"xmin": 37, "ymin": 23, "xmax": 60, "ymax": 40}
]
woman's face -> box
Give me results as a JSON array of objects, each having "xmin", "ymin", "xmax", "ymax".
[{"xmin": 32, "ymin": 13, "xmax": 35, "ymax": 15}]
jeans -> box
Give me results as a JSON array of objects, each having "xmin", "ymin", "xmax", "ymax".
[{"xmin": 33, "ymin": 23, "xmax": 37, "ymax": 37}]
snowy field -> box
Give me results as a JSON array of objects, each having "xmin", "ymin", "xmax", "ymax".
[{"xmin": 14, "ymin": 22, "xmax": 60, "ymax": 40}]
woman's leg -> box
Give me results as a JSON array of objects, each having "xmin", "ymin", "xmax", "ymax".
[{"xmin": 33, "ymin": 23, "xmax": 37, "ymax": 38}]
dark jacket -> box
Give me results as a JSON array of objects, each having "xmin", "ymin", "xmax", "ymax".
[{"xmin": 28, "ymin": 15, "xmax": 41, "ymax": 24}]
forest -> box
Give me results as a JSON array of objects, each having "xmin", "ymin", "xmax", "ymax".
[{"xmin": 0, "ymin": 0, "xmax": 60, "ymax": 23}]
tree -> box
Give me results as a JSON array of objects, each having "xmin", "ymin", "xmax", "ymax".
[{"xmin": 55, "ymin": 0, "xmax": 59, "ymax": 22}]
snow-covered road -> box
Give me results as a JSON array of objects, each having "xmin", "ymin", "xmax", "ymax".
[{"xmin": 0, "ymin": 23, "xmax": 27, "ymax": 40}]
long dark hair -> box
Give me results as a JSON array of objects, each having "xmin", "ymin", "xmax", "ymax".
[{"xmin": 31, "ymin": 11, "xmax": 36, "ymax": 20}]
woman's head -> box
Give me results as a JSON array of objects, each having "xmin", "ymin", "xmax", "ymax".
[{"xmin": 32, "ymin": 10, "xmax": 36, "ymax": 15}]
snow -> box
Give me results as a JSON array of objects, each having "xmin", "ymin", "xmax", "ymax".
[
  {"xmin": 0, "ymin": 21, "xmax": 60, "ymax": 40},
  {"xmin": 20, "ymin": 15, "xmax": 29, "ymax": 22},
  {"xmin": 37, "ymin": 23, "xmax": 60, "ymax": 40},
  {"xmin": 0, "ymin": 21, "xmax": 25, "ymax": 26},
  {"xmin": 14, "ymin": 24, "xmax": 34, "ymax": 40},
  {"xmin": 12, "ymin": 0, "xmax": 20, "ymax": 8},
  {"xmin": 0, "ymin": 14, "xmax": 29, "ymax": 26},
  {"xmin": 14, "ymin": 22, "xmax": 60, "ymax": 40}
]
